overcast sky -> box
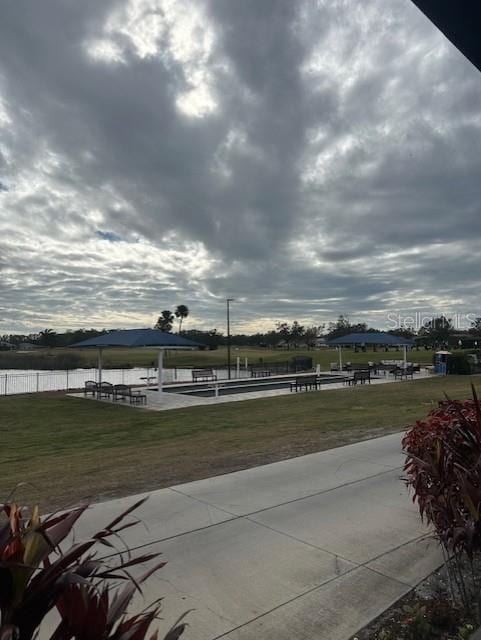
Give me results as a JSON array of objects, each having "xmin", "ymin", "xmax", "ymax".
[{"xmin": 1, "ymin": 0, "xmax": 481, "ymax": 335}]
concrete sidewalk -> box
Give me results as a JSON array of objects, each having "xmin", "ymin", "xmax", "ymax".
[{"xmin": 70, "ymin": 433, "xmax": 441, "ymax": 640}]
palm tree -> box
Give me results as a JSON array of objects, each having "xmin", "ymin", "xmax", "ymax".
[
  {"xmin": 154, "ymin": 310, "xmax": 175, "ymax": 332},
  {"xmin": 175, "ymin": 305, "xmax": 189, "ymax": 333},
  {"xmin": 39, "ymin": 328, "xmax": 57, "ymax": 347}
]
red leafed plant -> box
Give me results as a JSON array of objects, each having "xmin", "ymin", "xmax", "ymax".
[
  {"xmin": 0, "ymin": 498, "xmax": 187, "ymax": 640},
  {"xmin": 403, "ymin": 384, "xmax": 481, "ymax": 608}
]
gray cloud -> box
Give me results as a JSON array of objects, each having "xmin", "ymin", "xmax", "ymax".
[{"xmin": 1, "ymin": 0, "xmax": 481, "ymax": 334}]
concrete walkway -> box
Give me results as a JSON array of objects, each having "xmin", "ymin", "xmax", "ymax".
[
  {"xmin": 66, "ymin": 433, "xmax": 442, "ymax": 640},
  {"xmin": 71, "ymin": 370, "xmax": 433, "ymax": 411}
]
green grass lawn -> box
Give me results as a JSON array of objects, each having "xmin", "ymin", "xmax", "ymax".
[
  {"xmin": 6, "ymin": 346, "xmax": 437, "ymax": 369},
  {"xmin": 1, "ymin": 375, "xmax": 478, "ymax": 511}
]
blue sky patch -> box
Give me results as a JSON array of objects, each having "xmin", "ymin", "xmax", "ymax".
[{"xmin": 96, "ymin": 230, "xmax": 123, "ymax": 242}]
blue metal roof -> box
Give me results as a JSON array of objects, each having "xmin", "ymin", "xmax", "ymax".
[
  {"xmin": 327, "ymin": 332, "xmax": 414, "ymax": 346},
  {"xmin": 70, "ymin": 328, "xmax": 203, "ymax": 349}
]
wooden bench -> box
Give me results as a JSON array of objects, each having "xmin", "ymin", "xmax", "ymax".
[
  {"xmin": 290, "ymin": 375, "xmax": 320, "ymax": 392},
  {"xmin": 192, "ymin": 369, "xmax": 217, "ymax": 382},
  {"xmin": 346, "ymin": 371, "xmax": 371, "ymax": 386},
  {"xmin": 113, "ymin": 384, "xmax": 147, "ymax": 405}
]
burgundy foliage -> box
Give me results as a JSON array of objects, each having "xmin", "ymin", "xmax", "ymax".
[
  {"xmin": 403, "ymin": 384, "xmax": 481, "ymax": 558},
  {"xmin": 0, "ymin": 498, "xmax": 187, "ymax": 640}
]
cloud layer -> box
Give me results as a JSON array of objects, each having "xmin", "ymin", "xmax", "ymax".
[{"xmin": 1, "ymin": 0, "xmax": 481, "ymax": 333}]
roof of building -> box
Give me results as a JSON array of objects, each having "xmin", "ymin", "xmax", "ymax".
[
  {"xmin": 327, "ymin": 332, "xmax": 415, "ymax": 346},
  {"xmin": 70, "ymin": 328, "xmax": 203, "ymax": 349}
]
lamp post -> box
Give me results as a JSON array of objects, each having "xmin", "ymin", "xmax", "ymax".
[{"xmin": 226, "ymin": 298, "xmax": 234, "ymax": 380}]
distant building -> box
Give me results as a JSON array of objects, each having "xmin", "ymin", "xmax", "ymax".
[
  {"xmin": 0, "ymin": 340, "xmax": 16, "ymax": 350},
  {"xmin": 17, "ymin": 342, "xmax": 41, "ymax": 351}
]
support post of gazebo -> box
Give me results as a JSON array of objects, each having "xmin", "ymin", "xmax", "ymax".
[
  {"xmin": 403, "ymin": 345, "xmax": 407, "ymax": 368},
  {"xmin": 98, "ymin": 348, "xmax": 103, "ymax": 386},
  {"xmin": 157, "ymin": 349, "xmax": 164, "ymax": 394},
  {"xmin": 338, "ymin": 346, "xmax": 343, "ymax": 371}
]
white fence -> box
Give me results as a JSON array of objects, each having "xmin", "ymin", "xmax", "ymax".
[
  {"xmin": 0, "ymin": 366, "xmax": 236, "ymax": 396},
  {"xmin": 0, "ymin": 367, "xmax": 191, "ymax": 396},
  {"xmin": 0, "ymin": 363, "xmax": 247, "ymax": 396}
]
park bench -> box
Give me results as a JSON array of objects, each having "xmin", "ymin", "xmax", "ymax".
[
  {"xmin": 192, "ymin": 369, "xmax": 217, "ymax": 382},
  {"xmin": 394, "ymin": 367, "xmax": 415, "ymax": 380},
  {"xmin": 290, "ymin": 375, "xmax": 320, "ymax": 392},
  {"xmin": 97, "ymin": 381, "xmax": 114, "ymax": 398},
  {"xmin": 372, "ymin": 363, "xmax": 397, "ymax": 375},
  {"xmin": 351, "ymin": 363, "xmax": 372, "ymax": 371},
  {"xmin": 346, "ymin": 371, "xmax": 371, "ymax": 386},
  {"xmin": 84, "ymin": 380, "xmax": 98, "ymax": 396},
  {"xmin": 250, "ymin": 368, "xmax": 272, "ymax": 378},
  {"xmin": 113, "ymin": 384, "xmax": 147, "ymax": 405}
]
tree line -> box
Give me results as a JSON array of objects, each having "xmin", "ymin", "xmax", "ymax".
[{"xmin": 2, "ymin": 313, "xmax": 481, "ymax": 350}]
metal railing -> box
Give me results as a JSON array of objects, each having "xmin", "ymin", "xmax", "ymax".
[
  {"xmin": 0, "ymin": 361, "xmax": 272, "ymax": 396},
  {"xmin": 0, "ymin": 368, "xmax": 160, "ymax": 396}
]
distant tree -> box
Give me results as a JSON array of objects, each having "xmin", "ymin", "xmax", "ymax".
[
  {"xmin": 38, "ymin": 328, "xmax": 57, "ymax": 347},
  {"xmin": 290, "ymin": 321, "xmax": 305, "ymax": 348},
  {"xmin": 155, "ymin": 310, "xmax": 175, "ymax": 332},
  {"xmin": 276, "ymin": 322, "xmax": 293, "ymax": 349},
  {"xmin": 304, "ymin": 325, "xmax": 322, "ymax": 349},
  {"xmin": 418, "ymin": 315, "xmax": 453, "ymax": 347},
  {"xmin": 182, "ymin": 329, "xmax": 223, "ymax": 349},
  {"xmin": 326, "ymin": 315, "xmax": 368, "ymax": 339},
  {"xmin": 388, "ymin": 328, "xmax": 416, "ymax": 339},
  {"xmin": 175, "ymin": 305, "xmax": 189, "ymax": 333},
  {"xmin": 2, "ymin": 334, "xmax": 29, "ymax": 346},
  {"xmin": 469, "ymin": 317, "xmax": 481, "ymax": 335},
  {"xmin": 274, "ymin": 321, "xmax": 307, "ymax": 349},
  {"xmin": 53, "ymin": 328, "xmax": 107, "ymax": 347},
  {"xmin": 263, "ymin": 330, "xmax": 280, "ymax": 347}
]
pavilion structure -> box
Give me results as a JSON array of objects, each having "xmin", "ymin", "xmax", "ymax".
[{"xmin": 70, "ymin": 328, "xmax": 203, "ymax": 394}]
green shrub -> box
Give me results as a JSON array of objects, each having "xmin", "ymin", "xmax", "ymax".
[
  {"xmin": 446, "ymin": 352, "xmax": 471, "ymax": 375},
  {"xmin": 0, "ymin": 353, "xmax": 83, "ymax": 370}
]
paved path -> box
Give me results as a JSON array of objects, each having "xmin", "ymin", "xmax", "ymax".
[
  {"xmin": 71, "ymin": 371, "xmax": 433, "ymax": 411},
  {"xmin": 69, "ymin": 433, "xmax": 441, "ymax": 640}
]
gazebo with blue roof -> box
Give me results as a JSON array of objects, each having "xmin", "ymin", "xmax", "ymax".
[
  {"xmin": 70, "ymin": 328, "xmax": 203, "ymax": 394},
  {"xmin": 327, "ymin": 332, "xmax": 415, "ymax": 370}
]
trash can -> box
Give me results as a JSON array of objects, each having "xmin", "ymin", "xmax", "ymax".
[{"xmin": 435, "ymin": 351, "xmax": 450, "ymax": 375}]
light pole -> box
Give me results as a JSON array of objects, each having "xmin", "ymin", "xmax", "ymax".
[{"xmin": 226, "ymin": 298, "xmax": 234, "ymax": 379}]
